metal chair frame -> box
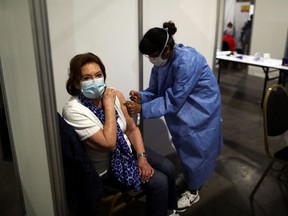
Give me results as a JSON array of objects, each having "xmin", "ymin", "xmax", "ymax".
[{"xmin": 250, "ymin": 84, "xmax": 288, "ymax": 200}]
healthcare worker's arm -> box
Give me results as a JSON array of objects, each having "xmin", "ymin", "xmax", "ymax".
[
  {"xmin": 126, "ymin": 68, "xmax": 159, "ymax": 114},
  {"xmin": 142, "ymin": 54, "xmax": 204, "ymax": 119}
]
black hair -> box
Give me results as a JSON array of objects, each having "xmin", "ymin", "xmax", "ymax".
[
  {"xmin": 227, "ymin": 22, "xmax": 233, "ymax": 28},
  {"xmin": 139, "ymin": 21, "xmax": 177, "ymax": 55}
]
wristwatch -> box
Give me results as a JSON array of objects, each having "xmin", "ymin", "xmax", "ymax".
[{"xmin": 137, "ymin": 152, "xmax": 148, "ymax": 159}]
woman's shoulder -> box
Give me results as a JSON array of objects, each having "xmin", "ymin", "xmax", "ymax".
[
  {"xmin": 63, "ymin": 96, "xmax": 82, "ymax": 111},
  {"xmin": 62, "ymin": 96, "xmax": 91, "ymax": 119},
  {"xmin": 114, "ymin": 88, "xmax": 125, "ymax": 103}
]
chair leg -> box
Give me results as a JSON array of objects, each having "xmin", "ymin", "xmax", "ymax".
[
  {"xmin": 102, "ymin": 192, "xmax": 123, "ymax": 216},
  {"xmin": 108, "ymin": 192, "xmax": 123, "ymax": 216},
  {"xmin": 249, "ymin": 160, "xmax": 274, "ymax": 200}
]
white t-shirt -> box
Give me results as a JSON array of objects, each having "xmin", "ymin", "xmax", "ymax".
[{"xmin": 62, "ymin": 95, "xmax": 132, "ymax": 175}]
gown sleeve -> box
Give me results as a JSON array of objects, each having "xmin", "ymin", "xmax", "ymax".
[{"xmin": 141, "ymin": 53, "xmax": 204, "ymax": 119}]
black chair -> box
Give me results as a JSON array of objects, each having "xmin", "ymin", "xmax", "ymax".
[
  {"xmin": 249, "ymin": 84, "xmax": 288, "ymax": 200},
  {"xmin": 221, "ymin": 40, "xmax": 230, "ymax": 51},
  {"xmin": 58, "ymin": 113, "xmax": 101, "ymax": 216}
]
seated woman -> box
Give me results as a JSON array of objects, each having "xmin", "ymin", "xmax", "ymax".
[
  {"xmin": 62, "ymin": 52, "xmax": 178, "ymax": 216},
  {"xmin": 223, "ymin": 28, "xmax": 236, "ymax": 52}
]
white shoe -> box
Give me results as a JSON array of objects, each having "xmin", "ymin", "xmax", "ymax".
[
  {"xmin": 177, "ymin": 190, "xmax": 200, "ymax": 212},
  {"xmin": 168, "ymin": 209, "xmax": 179, "ymax": 216}
]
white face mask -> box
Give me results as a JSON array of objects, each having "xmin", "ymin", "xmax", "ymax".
[
  {"xmin": 149, "ymin": 56, "xmax": 168, "ymax": 67},
  {"xmin": 148, "ymin": 30, "xmax": 169, "ymax": 67}
]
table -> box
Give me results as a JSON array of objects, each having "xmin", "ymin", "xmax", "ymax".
[{"xmin": 216, "ymin": 51, "xmax": 288, "ymax": 106}]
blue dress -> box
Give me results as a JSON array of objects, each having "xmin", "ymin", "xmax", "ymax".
[{"xmin": 140, "ymin": 44, "xmax": 223, "ymax": 190}]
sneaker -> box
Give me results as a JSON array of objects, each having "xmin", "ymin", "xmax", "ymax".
[
  {"xmin": 168, "ymin": 209, "xmax": 180, "ymax": 216},
  {"xmin": 177, "ymin": 190, "xmax": 200, "ymax": 212}
]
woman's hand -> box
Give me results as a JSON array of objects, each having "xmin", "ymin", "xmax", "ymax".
[
  {"xmin": 129, "ymin": 90, "xmax": 142, "ymax": 103},
  {"xmin": 102, "ymin": 87, "xmax": 116, "ymax": 107},
  {"xmin": 125, "ymin": 101, "xmax": 142, "ymax": 114},
  {"xmin": 137, "ymin": 157, "xmax": 154, "ymax": 183}
]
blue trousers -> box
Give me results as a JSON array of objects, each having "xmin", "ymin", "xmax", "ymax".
[
  {"xmin": 142, "ymin": 147, "xmax": 177, "ymax": 216},
  {"xmin": 102, "ymin": 147, "xmax": 177, "ymax": 216}
]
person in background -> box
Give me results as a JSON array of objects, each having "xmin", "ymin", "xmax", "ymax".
[
  {"xmin": 223, "ymin": 28, "xmax": 236, "ymax": 52},
  {"xmin": 62, "ymin": 52, "xmax": 179, "ymax": 216},
  {"xmin": 240, "ymin": 15, "xmax": 253, "ymax": 54},
  {"xmin": 126, "ymin": 21, "xmax": 223, "ymax": 213},
  {"xmin": 223, "ymin": 22, "xmax": 235, "ymax": 38}
]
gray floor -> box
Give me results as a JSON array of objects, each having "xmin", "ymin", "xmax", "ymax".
[{"xmin": 1, "ymin": 65, "xmax": 288, "ymax": 215}]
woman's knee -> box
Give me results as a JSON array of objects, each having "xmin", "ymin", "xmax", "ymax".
[
  {"xmin": 156, "ymin": 157, "xmax": 177, "ymax": 181},
  {"xmin": 148, "ymin": 153, "xmax": 176, "ymax": 178},
  {"xmin": 144, "ymin": 170, "xmax": 168, "ymax": 193}
]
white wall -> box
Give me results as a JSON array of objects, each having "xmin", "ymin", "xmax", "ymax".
[
  {"xmin": 142, "ymin": 0, "xmax": 217, "ymax": 78},
  {"xmin": 224, "ymin": 0, "xmax": 236, "ymax": 29},
  {"xmin": 216, "ymin": 0, "xmax": 226, "ymax": 51},
  {"xmin": 47, "ymin": 0, "xmax": 139, "ymax": 113},
  {"xmin": 251, "ymin": 0, "xmax": 288, "ymax": 59},
  {"xmin": 0, "ymin": 0, "xmax": 54, "ymax": 215},
  {"xmin": 248, "ymin": 0, "xmax": 288, "ymax": 77}
]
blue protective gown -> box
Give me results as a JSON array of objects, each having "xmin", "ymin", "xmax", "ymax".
[{"xmin": 140, "ymin": 44, "xmax": 223, "ymax": 190}]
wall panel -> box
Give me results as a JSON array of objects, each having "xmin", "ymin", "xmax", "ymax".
[
  {"xmin": 0, "ymin": 0, "xmax": 54, "ymax": 215},
  {"xmin": 47, "ymin": 0, "xmax": 139, "ymax": 112}
]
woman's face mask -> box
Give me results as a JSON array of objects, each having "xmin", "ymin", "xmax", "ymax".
[{"xmin": 80, "ymin": 77, "xmax": 106, "ymax": 99}]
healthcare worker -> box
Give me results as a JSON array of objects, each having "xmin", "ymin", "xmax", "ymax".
[{"xmin": 126, "ymin": 21, "xmax": 223, "ymax": 213}]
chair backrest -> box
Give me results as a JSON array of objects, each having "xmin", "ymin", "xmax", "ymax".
[
  {"xmin": 263, "ymin": 84, "xmax": 288, "ymax": 158},
  {"xmin": 222, "ymin": 40, "xmax": 230, "ymax": 51},
  {"xmin": 57, "ymin": 113, "xmax": 101, "ymax": 216}
]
